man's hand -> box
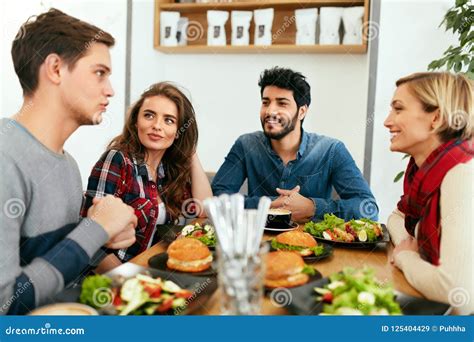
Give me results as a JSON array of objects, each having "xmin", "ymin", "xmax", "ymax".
[
  {"xmin": 105, "ymin": 224, "xmax": 136, "ymax": 249},
  {"xmin": 271, "ymin": 185, "xmax": 315, "ymax": 223},
  {"xmin": 87, "ymin": 196, "xmax": 138, "ymax": 248}
]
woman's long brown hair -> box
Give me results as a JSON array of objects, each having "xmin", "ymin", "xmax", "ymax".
[{"xmin": 108, "ymin": 82, "xmax": 198, "ymax": 220}]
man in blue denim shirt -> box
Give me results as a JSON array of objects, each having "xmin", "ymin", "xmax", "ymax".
[{"xmin": 212, "ymin": 67, "xmax": 378, "ymax": 222}]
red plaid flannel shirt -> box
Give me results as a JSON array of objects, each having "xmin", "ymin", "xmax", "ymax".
[{"xmin": 81, "ymin": 149, "xmax": 189, "ymax": 262}]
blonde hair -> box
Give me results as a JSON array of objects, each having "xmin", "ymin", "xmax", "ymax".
[{"xmin": 396, "ymin": 72, "xmax": 473, "ymax": 141}]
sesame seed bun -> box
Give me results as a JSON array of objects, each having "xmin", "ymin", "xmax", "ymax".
[
  {"xmin": 167, "ymin": 238, "xmax": 212, "ymax": 272},
  {"xmin": 264, "ymin": 273, "xmax": 310, "ymax": 289},
  {"xmin": 264, "ymin": 251, "xmax": 310, "ymax": 288},
  {"xmin": 275, "ymin": 231, "xmax": 317, "ymax": 256}
]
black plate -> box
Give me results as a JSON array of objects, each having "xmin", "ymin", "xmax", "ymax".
[
  {"xmin": 155, "ymin": 224, "xmax": 185, "ymax": 244},
  {"xmin": 265, "ymin": 269, "xmax": 322, "ymax": 293},
  {"xmin": 156, "ymin": 224, "xmax": 216, "ymax": 250},
  {"xmin": 51, "ymin": 263, "xmax": 217, "ymax": 315},
  {"xmin": 148, "ymin": 252, "xmax": 217, "ymax": 277},
  {"xmin": 266, "ymin": 240, "xmax": 334, "ymax": 262},
  {"xmin": 308, "ymin": 224, "xmax": 390, "ymax": 248},
  {"xmin": 286, "ymin": 277, "xmax": 451, "ymax": 315}
]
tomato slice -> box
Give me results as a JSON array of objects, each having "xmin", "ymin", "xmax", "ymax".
[
  {"xmin": 150, "ymin": 288, "xmax": 162, "ymax": 298},
  {"xmin": 322, "ymin": 292, "xmax": 333, "ymax": 303},
  {"xmin": 144, "ymin": 285, "xmax": 162, "ymax": 298},
  {"xmin": 112, "ymin": 288, "xmax": 122, "ymax": 306},
  {"xmin": 157, "ymin": 298, "xmax": 174, "ymax": 312},
  {"xmin": 192, "ymin": 231, "xmax": 204, "ymax": 237}
]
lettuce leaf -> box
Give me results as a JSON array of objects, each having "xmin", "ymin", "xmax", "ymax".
[
  {"xmin": 302, "ymin": 264, "xmax": 316, "ymax": 276},
  {"xmin": 304, "ymin": 214, "xmax": 344, "ymax": 237},
  {"xmin": 197, "ymin": 235, "xmax": 216, "ymax": 247},
  {"xmin": 271, "ymin": 239, "xmax": 325, "ymax": 256},
  {"xmin": 79, "ymin": 275, "xmax": 112, "ymax": 309}
]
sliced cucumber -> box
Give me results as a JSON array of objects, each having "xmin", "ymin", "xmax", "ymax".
[
  {"xmin": 120, "ymin": 278, "xmax": 141, "ymax": 302},
  {"xmin": 314, "ymin": 287, "xmax": 330, "ymax": 295},
  {"xmin": 172, "ymin": 298, "xmax": 186, "ymax": 309},
  {"xmin": 136, "ymin": 274, "xmax": 162, "ymax": 285},
  {"xmin": 144, "ymin": 304, "xmax": 159, "ymax": 315},
  {"xmin": 162, "ymin": 280, "xmax": 182, "ymax": 293},
  {"xmin": 327, "ymin": 280, "xmax": 345, "ymax": 290}
]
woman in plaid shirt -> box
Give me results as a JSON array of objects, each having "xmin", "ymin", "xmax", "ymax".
[{"xmin": 81, "ymin": 82, "xmax": 212, "ymax": 271}]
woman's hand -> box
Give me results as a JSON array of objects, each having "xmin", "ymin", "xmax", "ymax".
[{"xmin": 390, "ymin": 236, "xmax": 419, "ymax": 264}]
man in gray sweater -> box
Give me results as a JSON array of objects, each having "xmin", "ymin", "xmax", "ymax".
[{"xmin": 0, "ymin": 9, "xmax": 138, "ymax": 314}]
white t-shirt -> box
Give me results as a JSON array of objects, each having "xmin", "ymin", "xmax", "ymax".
[{"xmin": 147, "ymin": 202, "xmax": 167, "ymax": 249}]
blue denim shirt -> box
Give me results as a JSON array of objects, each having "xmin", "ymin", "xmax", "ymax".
[{"xmin": 212, "ymin": 130, "xmax": 378, "ymax": 221}]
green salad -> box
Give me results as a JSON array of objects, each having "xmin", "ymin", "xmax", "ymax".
[
  {"xmin": 304, "ymin": 214, "xmax": 383, "ymax": 243},
  {"xmin": 79, "ymin": 274, "xmax": 193, "ymax": 315},
  {"xmin": 179, "ymin": 223, "xmax": 216, "ymax": 247},
  {"xmin": 314, "ymin": 267, "xmax": 402, "ymax": 315}
]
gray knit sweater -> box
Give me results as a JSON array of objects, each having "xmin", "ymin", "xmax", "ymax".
[{"xmin": 0, "ymin": 118, "xmax": 108, "ymax": 314}]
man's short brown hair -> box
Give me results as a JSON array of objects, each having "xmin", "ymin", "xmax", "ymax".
[{"xmin": 11, "ymin": 8, "xmax": 115, "ymax": 96}]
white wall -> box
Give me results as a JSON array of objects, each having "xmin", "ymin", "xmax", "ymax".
[
  {"xmin": 370, "ymin": 0, "xmax": 457, "ymax": 222},
  {"xmin": 130, "ymin": 0, "xmax": 370, "ymax": 173},
  {"xmin": 1, "ymin": 0, "xmax": 128, "ymax": 188}
]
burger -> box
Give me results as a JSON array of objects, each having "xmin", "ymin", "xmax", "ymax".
[
  {"xmin": 264, "ymin": 251, "xmax": 315, "ymax": 288},
  {"xmin": 167, "ymin": 237, "xmax": 213, "ymax": 272},
  {"xmin": 271, "ymin": 230, "xmax": 323, "ymax": 256}
]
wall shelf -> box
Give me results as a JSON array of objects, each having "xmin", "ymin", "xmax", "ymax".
[
  {"xmin": 154, "ymin": 0, "xmax": 370, "ymax": 54},
  {"xmin": 155, "ymin": 44, "xmax": 367, "ymax": 54},
  {"xmin": 160, "ymin": 0, "xmax": 365, "ymax": 12}
]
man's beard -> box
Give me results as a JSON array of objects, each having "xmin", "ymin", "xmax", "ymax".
[
  {"xmin": 64, "ymin": 99, "xmax": 101, "ymax": 126},
  {"xmin": 75, "ymin": 109, "xmax": 103, "ymax": 126},
  {"xmin": 261, "ymin": 111, "xmax": 299, "ymax": 140}
]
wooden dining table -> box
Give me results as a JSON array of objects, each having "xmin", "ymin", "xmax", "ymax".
[{"xmin": 127, "ymin": 222, "xmax": 422, "ymax": 315}]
